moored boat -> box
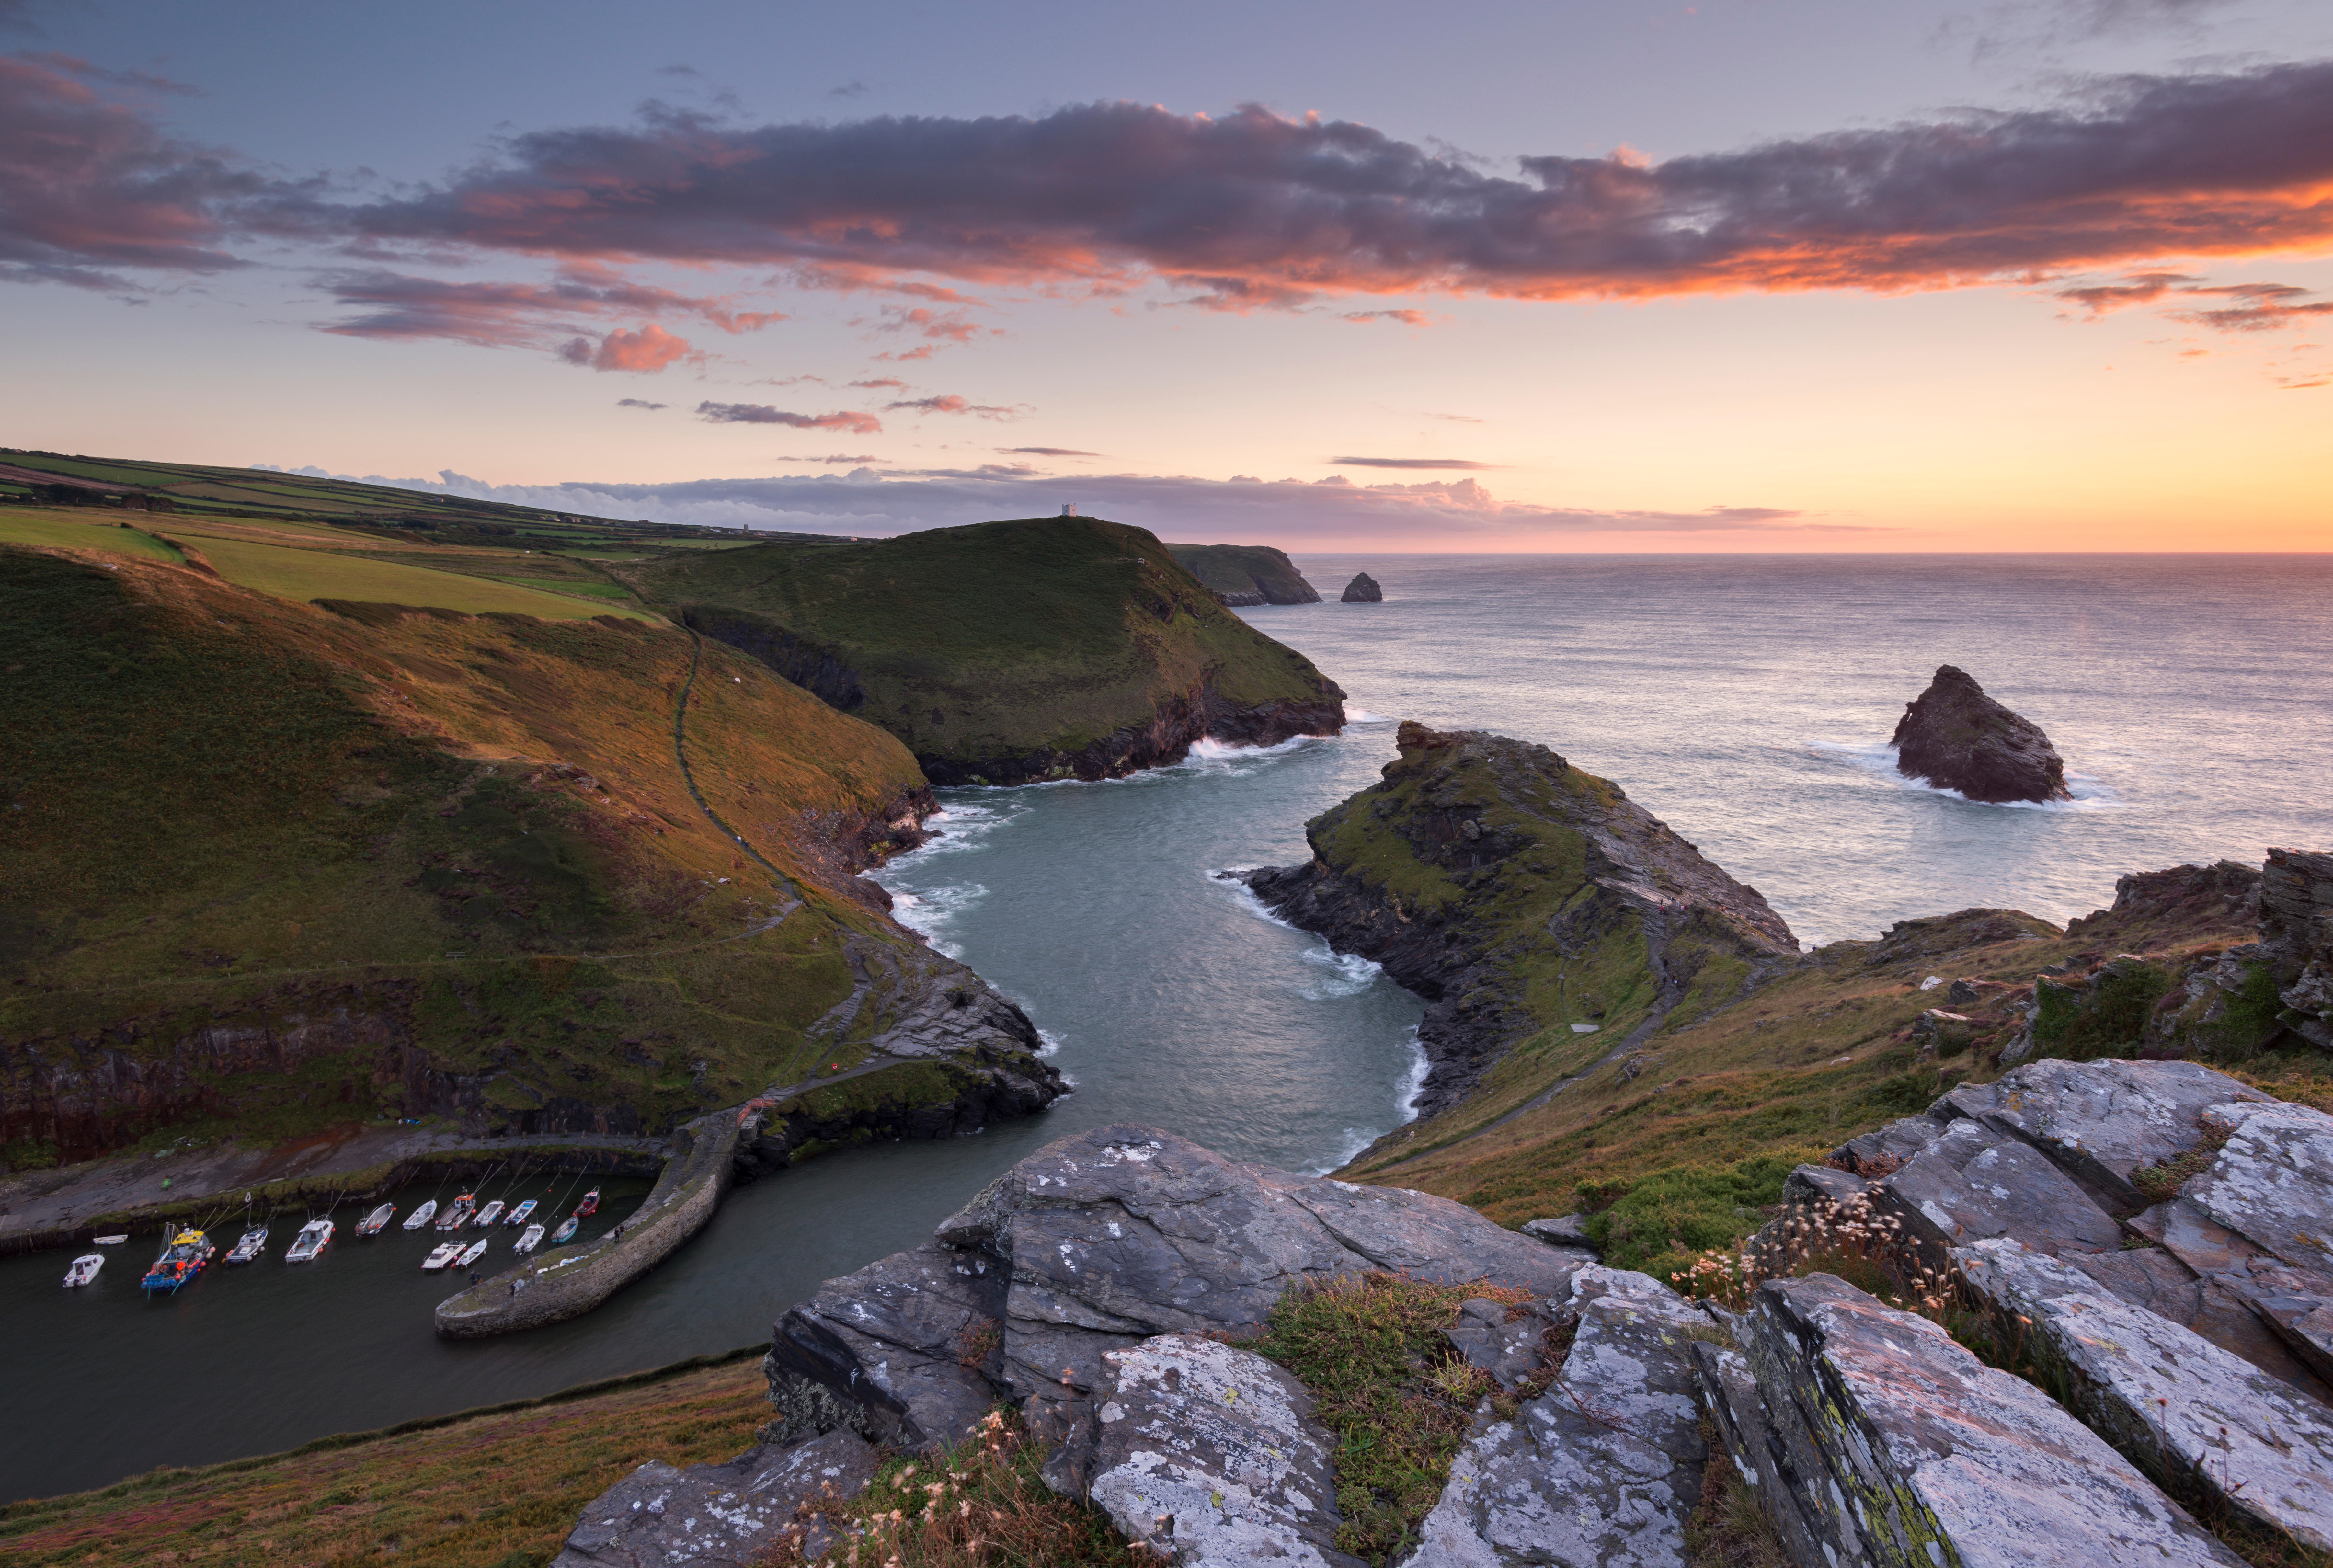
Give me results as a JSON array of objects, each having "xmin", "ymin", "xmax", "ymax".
[
  {"xmin": 505, "ymin": 1198, "xmax": 538, "ymax": 1228},
  {"xmin": 93, "ymin": 1234, "xmax": 127, "ymax": 1245},
  {"xmin": 401, "ymin": 1199, "xmax": 438, "ymax": 1231},
  {"xmin": 225, "ymin": 1225, "xmax": 269, "ymax": 1265},
  {"xmin": 454, "ymin": 1237, "xmax": 489, "ymax": 1269},
  {"xmin": 513, "ymin": 1222, "xmax": 546, "ymax": 1254},
  {"xmin": 436, "ymin": 1194, "xmax": 477, "ymax": 1230},
  {"xmin": 473, "ymin": 1199, "xmax": 506, "ymax": 1228},
  {"xmin": 285, "ymin": 1218, "xmax": 334, "ymax": 1262},
  {"xmin": 573, "ymin": 1187, "xmax": 600, "ymax": 1218},
  {"xmin": 549, "ymin": 1215, "xmax": 578, "ymax": 1245},
  {"xmin": 64, "ymin": 1254, "xmax": 103, "ymax": 1287},
  {"xmin": 141, "ymin": 1230, "xmax": 215, "ymax": 1294},
  {"xmin": 421, "ymin": 1242, "xmax": 462, "ymax": 1270},
  {"xmin": 356, "ymin": 1203, "xmax": 396, "ymax": 1236}
]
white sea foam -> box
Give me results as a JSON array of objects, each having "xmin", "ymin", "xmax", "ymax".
[
  {"xmin": 1803, "ymin": 739, "xmax": 2124, "ymax": 812},
  {"xmin": 882, "ymin": 881, "xmax": 988, "ymax": 956},
  {"xmin": 1185, "ymin": 732, "xmax": 1320, "ymax": 763},
  {"xmin": 1309, "ymin": 1027, "xmax": 1430, "ymax": 1174},
  {"xmin": 1035, "ymin": 1028, "xmax": 1066, "ymax": 1059},
  {"xmin": 1344, "ymin": 708, "xmax": 1394, "ymax": 724},
  {"xmin": 1295, "ymin": 946, "xmax": 1383, "ymax": 1001}
]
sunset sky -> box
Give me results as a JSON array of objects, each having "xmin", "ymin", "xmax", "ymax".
[{"xmin": 3, "ymin": 0, "xmax": 2328, "ymax": 550}]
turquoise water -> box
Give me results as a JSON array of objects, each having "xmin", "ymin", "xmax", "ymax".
[{"xmin": 8, "ymin": 553, "xmax": 2328, "ymax": 1501}]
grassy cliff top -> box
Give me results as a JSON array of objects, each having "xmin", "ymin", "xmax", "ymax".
[
  {"xmin": 618, "ymin": 516, "xmax": 1343, "ymax": 778},
  {"xmin": 1165, "ymin": 542, "xmax": 1321, "ymax": 604},
  {"xmin": 1, "ymin": 536, "xmax": 942, "ymax": 1160}
]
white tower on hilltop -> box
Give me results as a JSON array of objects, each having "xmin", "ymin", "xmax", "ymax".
[{"xmin": 1061, "ymin": 503, "xmax": 1078, "ymax": 517}]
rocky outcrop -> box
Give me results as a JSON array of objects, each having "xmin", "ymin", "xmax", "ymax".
[
  {"xmin": 678, "ymin": 605, "xmax": 866, "ymax": 711},
  {"xmin": 2261, "ymin": 847, "xmax": 2333, "ymax": 1049},
  {"xmin": 1244, "ymin": 722, "xmax": 1798, "ymax": 1118},
  {"xmin": 558, "ymin": 1063, "xmax": 2333, "ymax": 1568},
  {"xmin": 1956, "ymin": 1239, "xmax": 2333, "ymax": 1551},
  {"xmin": 1340, "ymin": 572, "xmax": 1381, "ymax": 603},
  {"xmin": 1404, "ymin": 1266, "xmax": 1710, "ymax": 1568},
  {"xmin": 1089, "ymin": 1335, "xmax": 1362, "ymax": 1568},
  {"xmin": 913, "ymin": 676, "xmax": 1345, "ymax": 787},
  {"xmin": 1890, "ymin": 665, "xmax": 2069, "ymax": 804},
  {"xmin": 1716, "ymin": 1272, "xmax": 2243, "ymax": 1567},
  {"xmin": 763, "ymin": 1122, "xmax": 1589, "ymax": 1492}
]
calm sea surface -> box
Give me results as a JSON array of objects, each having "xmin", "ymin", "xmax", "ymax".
[{"xmin": 6, "ymin": 554, "xmax": 2327, "ymax": 1501}]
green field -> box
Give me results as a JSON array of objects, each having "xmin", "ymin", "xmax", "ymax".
[
  {"xmin": 0, "ymin": 513, "xmax": 184, "ymax": 562},
  {"xmin": 177, "ymin": 533, "xmax": 655, "ymax": 620}
]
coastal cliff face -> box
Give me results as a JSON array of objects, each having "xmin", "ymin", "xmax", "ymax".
[
  {"xmin": 0, "ymin": 546, "xmax": 1061, "ymax": 1167},
  {"xmin": 1245, "ymin": 721, "xmax": 1799, "ymax": 1121},
  {"xmin": 1891, "ymin": 664, "xmax": 2070, "ymax": 803},
  {"xmin": 619, "ymin": 517, "xmax": 1346, "ymax": 785},
  {"xmin": 1164, "ymin": 542, "xmax": 1323, "ymax": 606}
]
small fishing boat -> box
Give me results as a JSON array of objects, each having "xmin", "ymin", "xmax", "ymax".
[
  {"xmin": 454, "ymin": 1237, "xmax": 489, "ymax": 1269},
  {"xmin": 225, "ymin": 1225, "xmax": 269, "ymax": 1265},
  {"xmin": 141, "ymin": 1230, "xmax": 215, "ymax": 1294},
  {"xmin": 356, "ymin": 1203, "xmax": 396, "ymax": 1236},
  {"xmin": 401, "ymin": 1199, "xmax": 439, "ymax": 1231},
  {"xmin": 436, "ymin": 1194, "xmax": 477, "ymax": 1230},
  {"xmin": 285, "ymin": 1218, "xmax": 334, "ymax": 1263},
  {"xmin": 93, "ymin": 1234, "xmax": 128, "ymax": 1245},
  {"xmin": 64, "ymin": 1254, "xmax": 104, "ymax": 1287},
  {"xmin": 473, "ymin": 1199, "xmax": 506, "ymax": 1228},
  {"xmin": 505, "ymin": 1198, "xmax": 538, "ymax": 1228},
  {"xmin": 421, "ymin": 1242, "xmax": 463, "ymax": 1270},
  {"xmin": 573, "ymin": 1188, "xmax": 601, "ymax": 1218},
  {"xmin": 549, "ymin": 1215, "xmax": 578, "ymax": 1245},
  {"xmin": 513, "ymin": 1222, "xmax": 546, "ymax": 1254}
]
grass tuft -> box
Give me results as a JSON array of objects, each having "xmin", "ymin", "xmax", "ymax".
[
  {"xmin": 759, "ymin": 1409, "xmax": 1138, "ymax": 1568},
  {"xmin": 1250, "ymin": 1272, "xmax": 1531, "ymax": 1565}
]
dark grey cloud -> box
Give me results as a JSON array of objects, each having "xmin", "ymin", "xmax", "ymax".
[
  {"xmin": 696, "ymin": 400, "xmax": 882, "ymax": 433},
  {"xmin": 616, "ymin": 397, "xmax": 667, "ymax": 409},
  {"xmin": 2053, "ymin": 270, "xmax": 2333, "ymax": 331},
  {"xmin": 1002, "ymin": 446, "xmax": 1101, "ymax": 457},
  {"xmin": 280, "ymin": 464, "xmax": 1844, "ymax": 543}
]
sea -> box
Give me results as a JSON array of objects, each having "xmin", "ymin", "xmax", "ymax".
[{"xmin": 6, "ymin": 553, "xmax": 2328, "ymax": 1501}]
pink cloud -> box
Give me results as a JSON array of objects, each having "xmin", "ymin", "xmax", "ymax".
[
  {"xmin": 884, "ymin": 393, "xmax": 1024, "ymax": 418},
  {"xmin": 561, "ymin": 322, "xmax": 692, "ymax": 372}
]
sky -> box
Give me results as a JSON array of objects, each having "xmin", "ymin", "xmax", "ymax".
[{"xmin": 2, "ymin": 0, "xmax": 2328, "ymax": 550}]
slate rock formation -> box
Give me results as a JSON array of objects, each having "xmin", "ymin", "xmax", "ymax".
[
  {"xmin": 1890, "ymin": 664, "xmax": 2070, "ymax": 803},
  {"xmin": 555, "ymin": 1060, "xmax": 2333, "ymax": 1568},
  {"xmin": 1340, "ymin": 572, "xmax": 1382, "ymax": 602}
]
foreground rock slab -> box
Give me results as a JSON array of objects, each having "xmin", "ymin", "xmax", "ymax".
[
  {"xmin": 1957, "ymin": 1238, "xmax": 2333, "ymax": 1552},
  {"xmin": 1731, "ymin": 1272, "xmax": 2242, "ymax": 1567},
  {"xmin": 1402, "ymin": 1267, "xmax": 1709, "ymax": 1568},
  {"xmin": 551, "ymin": 1427, "xmax": 876, "ymax": 1568},
  {"xmin": 1087, "ymin": 1334, "xmax": 1362, "ymax": 1568}
]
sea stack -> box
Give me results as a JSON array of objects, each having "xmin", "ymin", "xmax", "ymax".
[
  {"xmin": 1341, "ymin": 572, "xmax": 1382, "ymax": 602},
  {"xmin": 1891, "ymin": 665, "xmax": 2070, "ymax": 804}
]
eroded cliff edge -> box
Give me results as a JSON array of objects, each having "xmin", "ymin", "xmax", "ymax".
[{"xmin": 1242, "ymin": 721, "xmax": 1800, "ymax": 1121}]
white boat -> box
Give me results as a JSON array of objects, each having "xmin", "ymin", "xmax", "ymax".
[
  {"xmin": 402, "ymin": 1200, "xmax": 438, "ymax": 1231},
  {"xmin": 285, "ymin": 1218, "xmax": 334, "ymax": 1262},
  {"xmin": 505, "ymin": 1199, "xmax": 538, "ymax": 1228},
  {"xmin": 473, "ymin": 1199, "xmax": 506, "ymax": 1228},
  {"xmin": 436, "ymin": 1194, "xmax": 477, "ymax": 1230},
  {"xmin": 421, "ymin": 1242, "xmax": 462, "ymax": 1270},
  {"xmin": 93, "ymin": 1235, "xmax": 128, "ymax": 1245},
  {"xmin": 63, "ymin": 1254, "xmax": 103, "ymax": 1287},
  {"xmin": 225, "ymin": 1225, "xmax": 269, "ymax": 1265},
  {"xmin": 454, "ymin": 1237, "xmax": 489, "ymax": 1268},
  {"xmin": 512, "ymin": 1223, "xmax": 546, "ymax": 1254},
  {"xmin": 356, "ymin": 1203, "xmax": 396, "ymax": 1236},
  {"xmin": 550, "ymin": 1215, "xmax": 578, "ymax": 1245}
]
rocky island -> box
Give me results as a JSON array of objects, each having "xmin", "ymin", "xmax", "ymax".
[
  {"xmin": 622, "ymin": 517, "xmax": 1346, "ymax": 785},
  {"xmin": 1891, "ymin": 663, "xmax": 2070, "ymax": 803},
  {"xmin": 1341, "ymin": 571, "xmax": 1383, "ymax": 602}
]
